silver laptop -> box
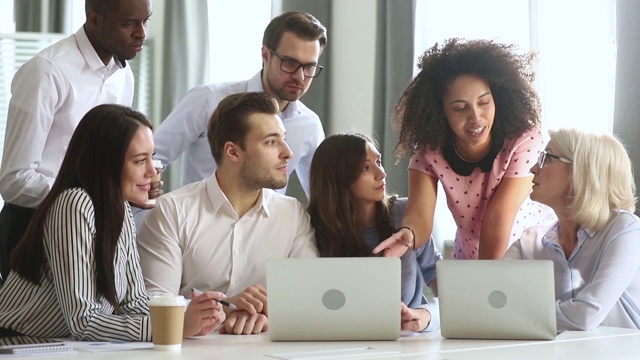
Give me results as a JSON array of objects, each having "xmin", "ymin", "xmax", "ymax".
[
  {"xmin": 267, "ymin": 257, "xmax": 401, "ymax": 341},
  {"xmin": 437, "ymin": 260, "xmax": 557, "ymax": 340}
]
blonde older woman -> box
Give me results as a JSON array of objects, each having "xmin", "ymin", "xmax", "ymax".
[{"xmin": 503, "ymin": 128, "xmax": 640, "ymax": 331}]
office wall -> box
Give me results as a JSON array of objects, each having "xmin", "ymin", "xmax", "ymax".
[
  {"xmin": 327, "ymin": 1, "xmax": 376, "ymax": 136},
  {"xmin": 613, "ymin": 0, "xmax": 640, "ymax": 216}
]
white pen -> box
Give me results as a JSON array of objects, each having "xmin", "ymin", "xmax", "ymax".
[{"xmin": 191, "ymin": 288, "xmax": 237, "ymax": 310}]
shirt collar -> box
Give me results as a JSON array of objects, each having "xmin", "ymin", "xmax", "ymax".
[
  {"xmin": 247, "ymin": 72, "xmax": 264, "ymax": 92},
  {"xmin": 280, "ymin": 97, "xmax": 301, "ymax": 119},
  {"xmin": 442, "ymin": 137, "xmax": 504, "ymax": 176},
  {"xmin": 541, "ymin": 222, "xmax": 559, "ymax": 247},
  {"xmin": 541, "ymin": 221, "xmax": 594, "ymax": 247},
  {"xmin": 248, "ymin": 71, "xmax": 302, "ymax": 120},
  {"xmin": 76, "ymin": 26, "xmax": 126, "ymax": 72},
  {"xmin": 206, "ymin": 173, "xmax": 271, "ymax": 218}
]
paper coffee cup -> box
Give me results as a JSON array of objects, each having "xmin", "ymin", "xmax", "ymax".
[
  {"xmin": 146, "ymin": 160, "xmax": 163, "ymax": 205},
  {"xmin": 149, "ymin": 294, "xmax": 186, "ymax": 351}
]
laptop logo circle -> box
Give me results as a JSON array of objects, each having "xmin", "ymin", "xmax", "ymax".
[
  {"xmin": 322, "ymin": 289, "xmax": 346, "ymax": 310},
  {"xmin": 488, "ymin": 290, "xmax": 507, "ymax": 309}
]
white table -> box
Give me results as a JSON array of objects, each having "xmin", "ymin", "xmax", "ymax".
[{"xmin": 33, "ymin": 326, "xmax": 640, "ymax": 359}]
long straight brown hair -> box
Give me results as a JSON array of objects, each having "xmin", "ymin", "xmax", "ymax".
[
  {"xmin": 307, "ymin": 133, "xmax": 395, "ymax": 257},
  {"xmin": 11, "ymin": 104, "xmax": 152, "ymax": 311}
]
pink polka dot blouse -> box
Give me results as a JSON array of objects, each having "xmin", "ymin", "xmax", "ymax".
[{"xmin": 409, "ymin": 128, "xmax": 556, "ymax": 259}]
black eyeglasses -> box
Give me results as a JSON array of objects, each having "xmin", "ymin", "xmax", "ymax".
[
  {"xmin": 269, "ymin": 48, "xmax": 323, "ymax": 78},
  {"xmin": 537, "ymin": 150, "xmax": 572, "ymax": 169}
]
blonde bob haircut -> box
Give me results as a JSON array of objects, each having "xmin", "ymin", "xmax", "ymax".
[{"xmin": 549, "ymin": 128, "xmax": 636, "ymax": 231}]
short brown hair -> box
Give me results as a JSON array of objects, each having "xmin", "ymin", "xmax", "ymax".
[
  {"xmin": 207, "ymin": 92, "xmax": 280, "ymax": 163},
  {"xmin": 263, "ymin": 11, "xmax": 327, "ymax": 52}
]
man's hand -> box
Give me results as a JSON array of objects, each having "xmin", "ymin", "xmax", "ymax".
[
  {"xmin": 130, "ymin": 166, "xmax": 164, "ymax": 209},
  {"xmin": 225, "ymin": 284, "xmax": 268, "ymax": 316},
  {"xmin": 183, "ymin": 290, "xmax": 226, "ymax": 337},
  {"xmin": 219, "ymin": 310, "xmax": 268, "ymax": 335}
]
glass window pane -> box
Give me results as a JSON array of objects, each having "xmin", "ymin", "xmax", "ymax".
[{"xmin": 207, "ymin": 0, "xmax": 272, "ymax": 83}]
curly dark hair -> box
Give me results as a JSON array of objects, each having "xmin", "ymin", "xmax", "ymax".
[{"xmin": 394, "ymin": 38, "xmax": 541, "ymax": 158}]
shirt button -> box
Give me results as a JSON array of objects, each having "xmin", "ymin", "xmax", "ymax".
[{"xmin": 234, "ymin": 249, "xmax": 240, "ymax": 255}]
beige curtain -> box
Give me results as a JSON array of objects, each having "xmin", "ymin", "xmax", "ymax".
[
  {"xmin": 373, "ymin": 0, "xmax": 416, "ymax": 197},
  {"xmin": 14, "ymin": 0, "xmax": 70, "ymax": 33},
  {"xmin": 159, "ymin": 0, "xmax": 210, "ymax": 191}
]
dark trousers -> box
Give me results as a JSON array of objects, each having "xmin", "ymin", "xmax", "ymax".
[
  {"xmin": 0, "ymin": 203, "xmax": 36, "ymax": 283},
  {"xmin": 0, "ymin": 327, "xmax": 22, "ymax": 338}
]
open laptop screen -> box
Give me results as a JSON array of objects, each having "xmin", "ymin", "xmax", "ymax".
[
  {"xmin": 437, "ymin": 259, "xmax": 557, "ymax": 340},
  {"xmin": 267, "ymin": 257, "xmax": 401, "ymax": 341}
]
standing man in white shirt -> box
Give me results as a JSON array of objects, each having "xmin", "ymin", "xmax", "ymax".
[
  {"xmin": 0, "ymin": 0, "xmax": 153, "ymax": 281},
  {"xmin": 137, "ymin": 92, "xmax": 318, "ymax": 335},
  {"xmin": 152, "ymin": 11, "xmax": 327, "ymax": 197}
]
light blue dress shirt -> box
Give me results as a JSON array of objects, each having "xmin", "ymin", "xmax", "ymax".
[
  {"xmin": 504, "ymin": 211, "xmax": 640, "ymax": 331},
  {"xmin": 152, "ymin": 72, "xmax": 324, "ymax": 197}
]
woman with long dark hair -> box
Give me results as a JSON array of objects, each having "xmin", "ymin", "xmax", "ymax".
[
  {"xmin": 308, "ymin": 133, "xmax": 441, "ymax": 332},
  {"xmin": 0, "ymin": 104, "xmax": 225, "ymax": 341}
]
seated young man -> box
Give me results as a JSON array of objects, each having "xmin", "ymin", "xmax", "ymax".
[{"xmin": 137, "ymin": 92, "xmax": 318, "ymax": 335}]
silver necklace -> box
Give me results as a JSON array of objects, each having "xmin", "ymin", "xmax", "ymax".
[{"xmin": 453, "ymin": 145, "xmax": 477, "ymax": 163}]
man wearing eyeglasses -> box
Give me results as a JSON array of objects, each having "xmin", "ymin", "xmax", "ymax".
[{"xmin": 149, "ymin": 11, "xmax": 326, "ymax": 208}]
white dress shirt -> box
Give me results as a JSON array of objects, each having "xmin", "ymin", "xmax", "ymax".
[
  {"xmin": 152, "ymin": 72, "xmax": 324, "ymax": 197},
  {"xmin": 503, "ymin": 211, "xmax": 640, "ymax": 331},
  {"xmin": 0, "ymin": 188, "xmax": 151, "ymax": 341},
  {"xmin": 0, "ymin": 27, "xmax": 134, "ymax": 208},
  {"xmin": 136, "ymin": 174, "xmax": 319, "ymax": 298}
]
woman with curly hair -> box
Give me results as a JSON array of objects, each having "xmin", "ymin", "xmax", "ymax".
[
  {"xmin": 308, "ymin": 133, "xmax": 442, "ymax": 332},
  {"xmin": 374, "ymin": 38, "xmax": 554, "ymax": 260}
]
